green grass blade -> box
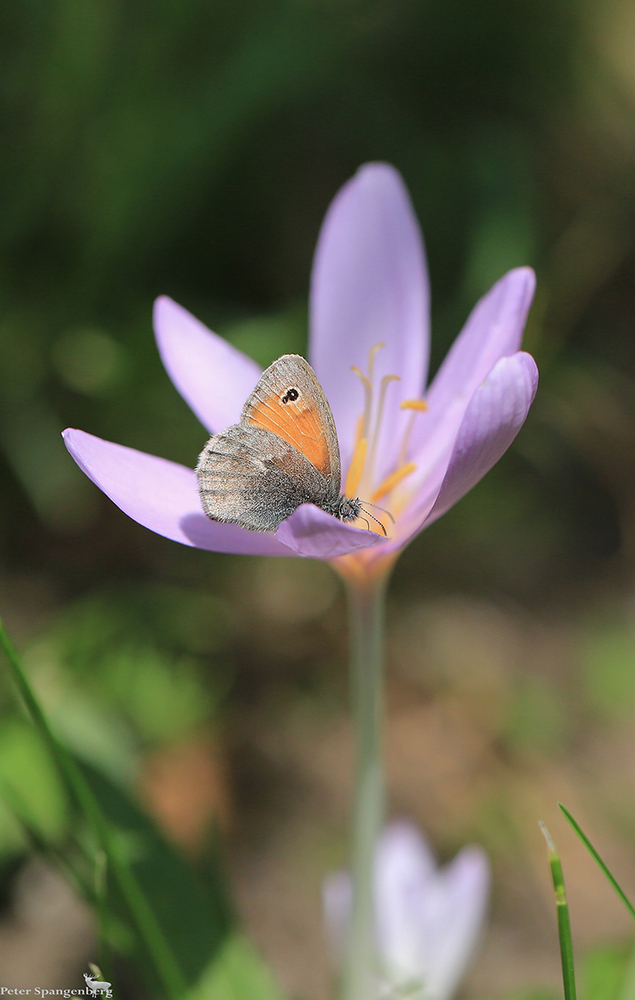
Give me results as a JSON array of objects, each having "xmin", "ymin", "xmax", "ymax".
[
  {"xmin": 0, "ymin": 617, "xmax": 186, "ymax": 1000},
  {"xmin": 559, "ymin": 803, "xmax": 635, "ymax": 921},
  {"xmin": 0, "ymin": 777, "xmax": 96, "ymax": 905},
  {"xmin": 540, "ymin": 822, "xmax": 577, "ymax": 1000}
]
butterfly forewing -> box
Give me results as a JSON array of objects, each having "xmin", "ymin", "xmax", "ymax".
[{"xmin": 241, "ymin": 355, "xmax": 341, "ymax": 487}]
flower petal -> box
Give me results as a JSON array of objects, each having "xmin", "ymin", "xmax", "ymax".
[
  {"xmin": 408, "ymin": 268, "xmax": 535, "ymax": 468},
  {"xmin": 63, "ymin": 429, "xmax": 292, "ymax": 556},
  {"xmin": 309, "ymin": 163, "xmax": 430, "ymax": 480},
  {"xmin": 276, "ymin": 504, "xmax": 383, "ymax": 559},
  {"xmin": 374, "ymin": 822, "xmax": 438, "ymax": 978},
  {"xmin": 424, "ymin": 266, "xmax": 535, "ymax": 422},
  {"xmin": 421, "ymin": 846, "xmax": 490, "ymax": 1000},
  {"xmin": 402, "ymin": 351, "xmax": 538, "ymax": 545},
  {"xmin": 323, "ymin": 822, "xmax": 490, "ymax": 1000},
  {"xmin": 375, "ymin": 827, "xmax": 489, "ymax": 1000},
  {"xmin": 423, "ymin": 351, "xmax": 538, "ymax": 528},
  {"xmin": 153, "ymin": 296, "xmax": 262, "ymax": 434},
  {"xmin": 392, "ymin": 352, "xmax": 537, "ymax": 551},
  {"xmin": 322, "ymin": 870, "xmax": 351, "ymax": 966},
  {"xmin": 397, "ymin": 271, "xmax": 535, "ymax": 540}
]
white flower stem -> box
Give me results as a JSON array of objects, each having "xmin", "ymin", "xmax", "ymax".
[{"xmin": 341, "ymin": 571, "xmax": 389, "ymax": 1000}]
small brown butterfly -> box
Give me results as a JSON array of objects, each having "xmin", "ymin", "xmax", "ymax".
[{"xmin": 196, "ymin": 354, "xmax": 369, "ymax": 533}]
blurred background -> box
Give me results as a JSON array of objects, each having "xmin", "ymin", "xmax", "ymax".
[{"xmin": 3, "ymin": 0, "xmax": 635, "ymax": 997}]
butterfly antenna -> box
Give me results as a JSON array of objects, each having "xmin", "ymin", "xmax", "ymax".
[
  {"xmin": 359, "ymin": 505, "xmax": 388, "ymax": 537},
  {"xmin": 360, "ymin": 499, "xmax": 395, "ymax": 525}
]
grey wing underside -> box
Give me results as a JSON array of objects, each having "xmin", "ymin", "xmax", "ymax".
[{"xmin": 196, "ymin": 423, "xmax": 333, "ymax": 532}]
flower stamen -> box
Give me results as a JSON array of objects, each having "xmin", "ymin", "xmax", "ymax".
[
  {"xmin": 371, "ymin": 461, "xmax": 416, "ymax": 502},
  {"xmin": 347, "ymin": 345, "xmax": 423, "ymax": 516},
  {"xmin": 354, "ymin": 413, "xmax": 365, "ymax": 447},
  {"xmin": 366, "ymin": 373, "xmax": 400, "ymax": 489},
  {"xmin": 366, "ymin": 341, "xmax": 384, "ymax": 382},
  {"xmin": 345, "ymin": 436, "xmax": 367, "ymax": 498},
  {"xmin": 397, "ymin": 398, "xmax": 428, "ymax": 468},
  {"xmin": 400, "ymin": 399, "xmax": 429, "ymax": 411},
  {"xmin": 351, "ymin": 365, "xmax": 373, "ymax": 440}
]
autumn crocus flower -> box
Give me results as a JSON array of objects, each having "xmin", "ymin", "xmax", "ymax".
[
  {"xmin": 63, "ymin": 163, "xmax": 537, "ymax": 567},
  {"xmin": 323, "ymin": 821, "xmax": 490, "ymax": 1000}
]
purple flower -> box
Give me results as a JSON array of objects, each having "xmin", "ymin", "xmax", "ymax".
[
  {"xmin": 323, "ymin": 821, "xmax": 490, "ymax": 1000},
  {"xmin": 63, "ymin": 164, "xmax": 537, "ymax": 564}
]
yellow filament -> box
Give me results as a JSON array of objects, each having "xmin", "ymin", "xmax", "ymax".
[
  {"xmin": 371, "ymin": 461, "xmax": 416, "ymax": 502},
  {"xmin": 398, "ymin": 398, "xmax": 428, "ymax": 468},
  {"xmin": 400, "ymin": 398, "xmax": 429, "ymax": 411},
  {"xmin": 367, "ymin": 342, "xmax": 385, "ymax": 383},
  {"xmin": 350, "ymin": 365, "xmax": 372, "ymax": 392},
  {"xmin": 354, "ymin": 413, "xmax": 365, "ymax": 447},
  {"xmin": 367, "ymin": 373, "xmax": 400, "ymax": 481},
  {"xmin": 351, "ymin": 365, "xmax": 373, "ymax": 439},
  {"xmin": 345, "ymin": 437, "xmax": 367, "ymax": 498}
]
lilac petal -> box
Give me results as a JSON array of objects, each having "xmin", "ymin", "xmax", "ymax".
[
  {"xmin": 422, "ymin": 846, "xmax": 490, "ymax": 1000},
  {"xmin": 309, "ymin": 163, "xmax": 430, "ymax": 481},
  {"xmin": 375, "ymin": 830, "xmax": 489, "ymax": 1000},
  {"xmin": 63, "ymin": 429, "xmax": 292, "ymax": 557},
  {"xmin": 374, "ymin": 822, "xmax": 438, "ymax": 975},
  {"xmin": 423, "ymin": 351, "xmax": 538, "ymax": 527},
  {"xmin": 412, "ymin": 267, "xmax": 535, "ymax": 457},
  {"xmin": 322, "ymin": 871, "xmax": 351, "ymax": 964},
  {"xmin": 153, "ymin": 296, "xmax": 262, "ymax": 434},
  {"xmin": 323, "ymin": 822, "xmax": 490, "ymax": 1000},
  {"xmin": 393, "ymin": 351, "xmax": 537, "ymax": 550},
  {"xmin": 276, "ymin": 503, "xmax": 383, "ymax": 559}
]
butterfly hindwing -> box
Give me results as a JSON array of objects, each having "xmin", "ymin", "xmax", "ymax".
[{"xmin": 196, "ymin": 423, "xmax": 334, "ymax": 531}]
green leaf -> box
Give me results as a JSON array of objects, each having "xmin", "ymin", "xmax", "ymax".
[
  {"xmin": 581, "ymin": 945, "xmax": 631, "ymax": 1000},
  {"xmin": 185, "ymin": 934, "xmax": 286, "ymax": 1000},
  {"xmin": 0, "ymin": 617, "xmax": 187, "ymax": 999},
  {"xmin": 559, "ymin": 804, "xmax": 635, "ymax": 921},
  {"xmin": 0, "ymin": 717, "xmax": 68, "ymax": 850},
  {"xmin": 76, "ymin": 758, "xmax": 232, "ymax": 990}
]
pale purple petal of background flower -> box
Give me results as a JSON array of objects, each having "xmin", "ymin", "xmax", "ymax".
[
  {"xmin": 375, "ymin": 824, "xmax": 489, "ymax": 1000},
  {"xmin": 276, "ymin": 503, "xmax": 383, "ymax": 559},
  {"xmin": 322, "ymin": 870, "xmax": 352, "ymax": 966},
  {"xmin": 323, "ymin": 821, "xmax": 490, "ymax": 1000},
  {"xmin": 62, "ymin": 429, "xmax": 291, "ymax": 556},
  {"xmin": 373, "ymin": 822, "xmax": 438, "ymax": 972},
  {"xmin": 309, "ymin": 163, "xmax": 430, "ymax": 483},
  {"xmin": 415, "ymin": 845, "xmax": 490, "ymax": 1000},
  {"xmin": 154, "ymin": 295, "xmax": 262, "ymax": 434}
]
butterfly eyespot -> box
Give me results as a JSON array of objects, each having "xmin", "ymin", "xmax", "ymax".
[{"xmin": 281, "ymin": 387, "xmax": 299, "ymax": 404}]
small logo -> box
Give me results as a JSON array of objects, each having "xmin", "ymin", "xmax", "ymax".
[{"xmin": 82, "ymin": 970, "xmax": 112, "ymax": 999}]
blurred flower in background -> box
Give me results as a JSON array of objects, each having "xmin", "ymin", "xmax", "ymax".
[{"xmin": 323, "ymin": 821, "xmax": 490, "ymax": 1000}]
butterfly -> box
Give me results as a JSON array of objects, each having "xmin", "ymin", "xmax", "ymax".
[{"xmin": 195, "ymin": 354, "xmax": 377, "ymax": 533}]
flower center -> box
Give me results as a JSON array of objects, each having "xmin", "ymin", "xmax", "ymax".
[{"xmin": 344, "ymin": 344, "xmax": 427, "ymax": 522}]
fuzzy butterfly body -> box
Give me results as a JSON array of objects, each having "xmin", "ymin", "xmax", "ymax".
[{"xmin": 196, "ymin": 354, "xmax": 363, "ymax": 533}]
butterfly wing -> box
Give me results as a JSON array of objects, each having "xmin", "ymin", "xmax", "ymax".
[
  {"xmin": 196, "ymin": 422, "xmax": 333, "ymax": 532},
  {"xmin": 240, "ymin": 355, "xmax": 342, "ymax": 489}
]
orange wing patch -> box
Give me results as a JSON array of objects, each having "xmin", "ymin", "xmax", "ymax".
[{"xmin": 246, "ymin": 386, "xmax": 331, "ymax": 477}]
